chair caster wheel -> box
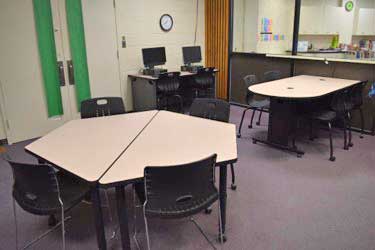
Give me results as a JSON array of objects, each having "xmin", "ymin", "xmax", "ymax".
[
  {"xmin": 248, "ymin": 125, "xmax": 253, "ymax": 129},
  {"xmin": 348, "ymin": 142, "xmax": 354, "ymax": 147},
  {"xmin": 237, "ymin": 134, "xmax": 241, "ymax": 138},
  {"xmin": 360, "ymin": 135, "xmax": 364, "ymax": 139},
  {"xmin": 218, "ymin": 234, "xmax": 227, "ymax": 243},
  {"xmin": 231, "ymin": 184, "xmax": 237, "ymax": 190},
  {"xmin": 329, "ymin": 156, "xmax": 336, "ymax": 162},
  {"xmin": 48, "ymin": 215, "xmax": 57, "ymax": 227},
  {"xmin": 252, "ymin": 139, "xmax": 257, "ymax": 144},
  {"xmin": 256, "ymin": 122, "xmax": 261, "ymax": 126},
  {"xmin": 344, "ymin": 146, "xmax": 349, "ymax": 150},
  {"xmin": 205, "ymin": 208, "xmax": 212, "ymax": 214},
  {"xmin": 297, "ymin": 154, "xmax": 302, "ymax": 158}
]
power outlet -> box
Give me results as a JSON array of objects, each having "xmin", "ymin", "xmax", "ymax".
[{"xmin": 122, "ymin": 36, "xmax": 126, "ymax": 48}]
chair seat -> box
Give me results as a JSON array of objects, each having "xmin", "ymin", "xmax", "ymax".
[
  {"xmin": 145, "ymin": 190, "xmax": 218, "ymax": 219},
  {"xmin": 14, "ymin": 171, "xmax": 90, "ymax": 216},
  {"xmin": 311, "ymin": 110, "xmax": 337, "ymax": 121},
  {"xmin": 248, "ymin": 99, "xmax": 270, "ymax": 109}
]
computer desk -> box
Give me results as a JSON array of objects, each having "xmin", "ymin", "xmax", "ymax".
[
  {"xmin": 249, "ymin": 75, "xmax": 363, "ymax": 156},
  {"xmin": 25, "ymin": 110, "xmax": 237, "ymax": 250},
  {"xmin": 129, "ymin": 69, "xmax": 219, "ymax": 111}
]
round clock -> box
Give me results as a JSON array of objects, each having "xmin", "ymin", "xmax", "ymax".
[
  {"xmin": 160, "ymin": 14, "xmax": 173, "ymax": 32},
  {"xmin": 345, "ymin": 1, "xmax": 354, "ymax": 12}
]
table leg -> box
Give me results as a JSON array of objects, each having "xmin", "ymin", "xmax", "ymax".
[
  {"xmin": 219, "ymin": 164, "xmax": 227, "ymax": 242},
  {"xmin": 115, "ymin": 185, "xmax": 131, "ymax": 250},
  {"xmin": 92, "ymin": 185, "xmax": 107, "ymax": 250}
]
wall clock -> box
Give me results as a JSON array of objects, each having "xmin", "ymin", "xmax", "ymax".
[
  {"xmin": 345, "ymin": 1, "xmax": 354, "ymax": 12},
  {"xmin": 160, "ymin": 14, "xmax": 173, "ymax": 32}
]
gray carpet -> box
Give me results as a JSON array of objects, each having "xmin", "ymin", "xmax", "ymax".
[{"xmin": 1, "ymin": 105, "xmax": 375, "ymax": 250}]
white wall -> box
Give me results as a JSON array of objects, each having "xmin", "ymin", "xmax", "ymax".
[
  {"xmin": 233, "ymin": 0, "xmax": 245, "ymax": 52},
  {"xmin": 114, "ymin": 0, "xmax": 205, "ymax": 110}
]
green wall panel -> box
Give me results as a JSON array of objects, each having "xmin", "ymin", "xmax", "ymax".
[
  {"xmin": 33, "ymin": 0, "xmax": 63, "ymax": 117},
  {"xmin": 65, "ymin": 0, "xmax": 91, "ymax": 109}
]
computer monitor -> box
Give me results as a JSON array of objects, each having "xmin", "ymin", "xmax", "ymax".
[
  {"xmin": 142, "ymin": 47, "xmax": 166, "ymax": 68},
  {"xmin": 182, "ymin": 46, "xmax": 202, "ymax": 65}
]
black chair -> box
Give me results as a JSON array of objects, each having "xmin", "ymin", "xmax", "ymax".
[
  {"xmin": 308, "ymin": 90, "xmax": 350, "ymax": 161},
  {"xmin": 157, "ymin": 72, "xmax": 183, "ymax": 112},
  {"xmin": 192, "ymin": 67, "xmax": 215, "ymax": 98},
  {"xmin": 346, "ymin": 82, "xmax": 367, "ymax": 144},
  {"xmin": 237, "ymin": 75, "xmax": 270, "ymax": 138},
  {"xmin": 7, "ymin": 160, "xmax": 90, "ymax": 250},
  {"xmin": 263, "ymin": 70, "xmax": 281, "ymax": 82},
  {"xmin": 80, "ymin": 96, "xmax": 126, "ymax": 222},
  {"xmin": 81, "ymin": 97, "xmax": 125, "ymax": 118},
  {"xmin": 190, "ymin": 98, "xmax": 237, "ymax": 191},
  {"xmin": 133, "ymin": 154, "xmax": 223, "ymax": 250}
]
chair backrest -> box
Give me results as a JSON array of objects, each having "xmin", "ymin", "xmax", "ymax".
[
  {"xmin": 194, "ymin": 67, "xmax": 215, "ymax": 88},
  {"xmin": 7, "ymin": 161, "xmax": 60, "ymax": 215},
  {"xmin": 331, "ymin": 89, "xmax": 350, "ymax": 113},
  {"xmin": 144, "ymin": 154, "xmax": 217, "ymax": 210},
  {"xmin": 189, "ymin": 98, "xmax": 230, "ymax": 123},
  {"xmin": 243, "ymin": 75, "xmax": 258, "ymax": 104},
  {"xmin": 157, "ymin": 72, "xmax": 181, "ymax": 93},
  {"xmin": 348, "ymin": 81, "xmax": 367, "ymax": 108},
  {"xmin": 81, "ymin": 97, "xmax": 125, "ymax": 119},
  {"xmin": 263, "ymin": 70, "xmax": 281, "ymax": 82}
]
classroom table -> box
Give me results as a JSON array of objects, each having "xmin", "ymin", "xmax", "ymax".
[
  {"xmin": 249, "ymin": 75, "xmax": 362, "ymax": 156},
  {"xmin": 129, "ymin": 69, "xmax": 219, "ymax": 111},
  {"xmin": 25, "ymin": 110, "xmax": 238, "ymax": 250}
]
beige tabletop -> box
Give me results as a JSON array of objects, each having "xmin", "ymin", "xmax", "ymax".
[
  {"xmin": 249, "ymin": 75, "xmax": 361, "ymax": 99},
  {"xmin": 25, "ymin": 111, "xmax": 158, "ymax": 182},
  {"xmin": 100, "ymin": 111, "xmax": 238, "ymax": 185}
]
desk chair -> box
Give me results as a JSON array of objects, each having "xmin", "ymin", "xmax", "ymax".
[
  {"xmin": 237, "ymin": 75, "xmax": 270, "ymax": 138},
  {"xmin": 308, "ymin": 90, "xmax": 350, "ymax": 161},
  {"xmin": 133, "ymin": 154, "xmax": 223, "ymax": 250},
  {"xmin": 192, "ymin": 67, "xmax": 215, "ymax": 98},
  {"xmin": 157, "ymin": 72, "xmax": 183, "ymax": 113},
  {"xmin": 81, "ymin": 97, "xmax": 125, "ymax": 118},
  {"xmin": 263, "ymin": 70, "xmax": 281, "ymax": 82},
  {"xmin": 81, "ymin": 96, "xmax": 126, "ymax": 222},
  {"xmin": 190, "ymin": 98, "xmax": 237, "ymax": 190},
  {"xmin": 7, "ymin": 160, "xmax": 90, "ymax": 250},
  {"xmin": 346, "ymin": 82, "xmax": 367, "ymax": 144}
]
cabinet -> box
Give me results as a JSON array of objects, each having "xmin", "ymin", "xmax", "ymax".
[
  {"xmin": 300, "ymin": 6, "xmax": 323, "ymax": 34},
  {"xmin": 355, "ymin": 8, "xmax": 375, "ymax": 35}
]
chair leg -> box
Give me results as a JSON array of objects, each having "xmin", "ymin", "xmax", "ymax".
[
  {"xmin": 347, "ymin": 112, "xmax": 353, "ymax": 147},
  {"xmin": 230, "ymin": 164, "xmax": 236, "ymax": 190},
  {"xmin": 133, "ymin": 186, "xmax": 141, "ymax": 250},
  {"xmin": 372, "ymin": 115, "xmax": 375, "ymax": 136},
  {"xmin": 256, "ymin": 109, "xmax": 263, "ymax": 126},
  {"xmin": 174, "ymin": 94, "xmax": 184, "ymax": 113},
  {"xmin": 12, "ymin": 198, "xmax": 19, "ymax": 250},
  {"xmin": 143, "ymin": 206, "xmax": 151, "ymax": 250},
  {"xmin": 218, "ymin": 199, "xmax": 224, "ymax": 245},
  {"xmin": 248, "ymin": 109, "xmax": 256, "ymax": 129},
  {"xmin": 237, "ymin": 108, "xmax": 250, "ymax": 138},
  {"xmin": 60, "ymin": 200, "xmax": 66, "ymax": 250},
  {"xmin": 359, "ymin": 108, "xmax": 364, "ymax": 139},
  {"xmin": 343, "ymin": 116, "xmax": 349, "ymax": 150},
  {"xmin": 328, "ymin": 122, "xmax": 336, "ymax": 162}
]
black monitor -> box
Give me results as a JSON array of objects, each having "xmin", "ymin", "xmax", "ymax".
[
  {"xmin": 142, "ymin": 47, "xmax": 166, "ymax": 68},
  {"xmin": 182, "ymin": 46, "xmax": 202, "ymax": 65}
]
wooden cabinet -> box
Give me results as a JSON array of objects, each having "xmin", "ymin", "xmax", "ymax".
[{"xmin": 355, "ymin": 8, "xmax": 375, "ymax": 35}]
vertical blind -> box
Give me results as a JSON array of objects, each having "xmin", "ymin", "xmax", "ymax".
[{"xmin": 205, "ymin": 0, "xmax": 230, "ymax": 99}]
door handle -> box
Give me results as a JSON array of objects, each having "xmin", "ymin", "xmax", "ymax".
[
  {"xmin": 57, "ymin": 61, "xmax": 65, "ymax": 86},
  {"xmin": 67, "ymin": 60, "xmax": 75, "ymax": 85}
]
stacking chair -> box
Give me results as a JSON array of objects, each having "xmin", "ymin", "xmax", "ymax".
[
  {"xmin": 263, "ymin": 70, "xmax": 281, "ymax": 82},
  {"xmin": 7, "ymin": 160, "xmax": 90, "ymax": 250},
  {"xmin": 192, "ymin": 67, "xmax": 215, "ymax": 98},
  {"xmin": 81, "ymin": 96, "xmax": 126, "ymax": 222},
  {"xmin": 81, "ymin": 97, "xmax": 125, "ymax": 118},
  {"xmin": 133, "ymin": 154, "xmax": 223, "ymax": 250},
  {"xmin": 346, "ymin": 82, "xmax": 367, "ymax": 144},
  {"xmin": 308, "ymin": 90, "xmax": 350, "ymax": 161},
  {"xmin": 237, "ymin": 75, "xmax": 270, "ymax": 138},
  {"xmin": 157, "ymin": 72, "xmax": 183, "ymax": 112},
  {"xmin": 190, "ymin": 98, "xmax": 237, "ymax": 191}
]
